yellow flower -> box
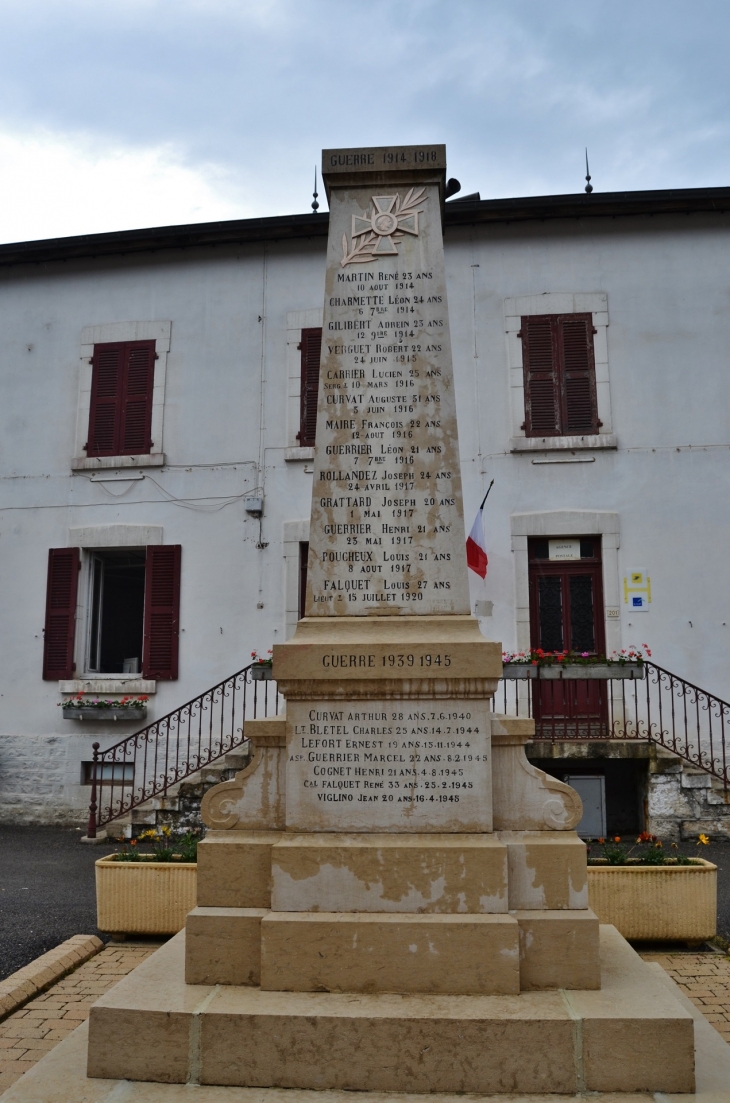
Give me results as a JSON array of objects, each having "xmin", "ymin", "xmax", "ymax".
[
  {"xmin": 698, "ymin": 834, "xmax": 710, "ymax": 845},
  {"xmin": 138, "ymin": 829, "xmax": 156, "ymax": 841}
]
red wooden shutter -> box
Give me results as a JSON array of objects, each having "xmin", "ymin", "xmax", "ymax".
[
  {"xmin": 87, "ymin": 341, "xmax": 155, "ymax": 457},
  {"xmin": 43, "ymin": 548, "xmax": 79, "ymax": 679},
  {"xmin": 522, "ymin": 317, "xmax": 560, "ymax": 435},
  {"xmin": 120, "ymin": 342, "xmax": 155, "ymax": 454},
  {"xmin": 558, "ymin": 314, "xmax": 598, "ymax": 434},
  {"xmin": 297, "ymin": 328, "xmax": 322, "ymax": 447},
  {"xmin": 87, "ymin": 345, "xmax": 123, "ymax": 456},
  {"xmin": 142, "ymin": 545, "xmax": 181, "ymax": 680}
]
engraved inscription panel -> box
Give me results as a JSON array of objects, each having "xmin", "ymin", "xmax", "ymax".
[
  {"xmin": 285, "ymin": 699, "xmax": 492, "ymax": 832},
  {"xmin": 306, "ymin": 182, "xmax": 470, "ymax": 617}
]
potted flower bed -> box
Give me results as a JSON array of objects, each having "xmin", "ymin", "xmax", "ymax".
[
  {"xmin": 95, "ymin": 828, "xmax": 198, "ymax": 937},
  {"xmin": 586, "ymin": 834, "xmax": 717, "ymax": 942},
  {"xmin": 502, "ymin": 646, "xmax": 648, "ymax": 680},
  {"xmin": 61, "ymin": 694, "xmax": 149, "ymax": 721},
  {"xmin": 250, "ymin": 649, "xmax": 273, "ymax": 681}
]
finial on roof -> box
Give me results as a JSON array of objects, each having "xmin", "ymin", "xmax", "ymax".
[
  {"xmin": 584, "ymin": 148, "xmax": 593, "ymax": 194},
  {"xmin": 312, "ymin": 168, "xmax": 320, "ymax": 213}
]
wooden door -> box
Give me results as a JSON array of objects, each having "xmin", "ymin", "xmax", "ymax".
[{"xmin": 528, "ymin": 537, "xmax": 607, "ymax": 735}]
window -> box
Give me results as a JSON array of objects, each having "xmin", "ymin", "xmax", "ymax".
[
  {"xmin": 87, "ymin": 341, "xmax": 156, "ymax": 457},
  {"xmin": 521, "ymin": 314, "xmax": 599, "ymax": 437},
  {"xmin": 42, "ymin": 544, "xmax": 181, "ymax": 680},
  {"xmin": 81, "ymin": 761, "xmax": 134, "ymax": 786},
  {"xmin": 87, "ymin": 550, "xmax": 146, "ymax": 674},
  {"xmin": 297, "ymin": 328, "xmax": 322, "ymax": 447},
  {"xmin": 299, "ymin": 541, "xmax": 309, "ymax": 620}
]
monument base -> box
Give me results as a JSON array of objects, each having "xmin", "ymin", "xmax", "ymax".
[{"xmin": 85, "ymin": 926, "xmax": 695, "ymax": 1095}]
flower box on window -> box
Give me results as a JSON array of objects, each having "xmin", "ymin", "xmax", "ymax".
[
  {"xmin": 503, "ymin": 663, "xmax": 644, "ymax": 680},
  {"xmin": 60, "ymin": 695, "xmax": 149, "ymax": 721},
  {"xmin": 62, "ymin": 707, "xmax": 148, "ymax": 721}
]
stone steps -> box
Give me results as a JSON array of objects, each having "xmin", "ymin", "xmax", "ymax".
[{"xmin": 86, "ymin": 926, "xmax": 695, "ymax": 1095}]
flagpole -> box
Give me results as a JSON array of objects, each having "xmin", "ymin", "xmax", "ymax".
[{"xmin": 478, "ymin": 480, "xmax": 494, "ymax": 512}]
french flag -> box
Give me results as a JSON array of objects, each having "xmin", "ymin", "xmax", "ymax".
[{"xmin": 466, "ymin": 482, "xmax": 492, "ymax": 579}]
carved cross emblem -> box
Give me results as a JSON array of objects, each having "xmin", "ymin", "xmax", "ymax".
[{"xmin": 341, "ymin": 188, "xmax": 427, "ymax": 266}]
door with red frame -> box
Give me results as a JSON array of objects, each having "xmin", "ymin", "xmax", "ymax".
[{"xmin": 528, "ymin": 537, "xmax": 608, "ymax": 736}]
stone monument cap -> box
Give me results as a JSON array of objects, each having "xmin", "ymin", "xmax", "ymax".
[{"xmin": 322, "ymin": 145, "xmax": 446, "ymax": 201}]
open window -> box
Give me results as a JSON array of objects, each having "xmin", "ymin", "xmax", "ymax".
[
  {"xmin": 87, "ymin": 550, "xmax": 146, "ymax": 674},
  {"xmin": 42, "ymin": 544, "xmax": 181, "ymax": 680}
]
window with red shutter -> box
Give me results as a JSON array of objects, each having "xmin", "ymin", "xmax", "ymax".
[
  {"xmin": 142, "ymin": 545, "xmax": 181, "ymax": 680},
  {"xmin": 297, "ymin": 328, "xmax": 322, "ymax": 447},
  {"xmin": 521, "ymin": 314, "xmax": 598, "ymax": 437},
  {"xmin": 43, "ymin": 548, "xmax": 80, "ymax": 679},
  {"xmin": 87, "ymin": 341, "xmax": 155, "ymax": 457}
]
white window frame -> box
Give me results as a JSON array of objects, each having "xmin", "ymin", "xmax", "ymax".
[
  {"xmin": 73, "ymin": 320, "xmax": 172, "ymax": 470},
  {"xmin": 504, "ymin": 293, "xmax": 615, "ymax": 452},
  {"xmin": 283, "ymin": 519, "xmax": 310, "ymax": 639},
  {"xmin": 285, "ymin": 309, "xmax": 322, "ymax": 461},
  {"xmin": 59, "ymin": 524, "xmax": 162, "ymax": 695}
]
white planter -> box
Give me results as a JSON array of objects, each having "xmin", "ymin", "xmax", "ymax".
[
  {"xmin": 587, "ymin": 859, "xmax": 717, "ymax": 941},
  {"xmin": 95, "ymin": 856, "xmax": 197, "ymax": 935},
  {"xmin": 502, "ymin": 663, "xmax": 644, "ymax": 680},
  {"xmin": 62, "ymin": 707, "xmax": 148, "ymax": 721}
]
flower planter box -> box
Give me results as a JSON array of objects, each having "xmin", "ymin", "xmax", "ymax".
[
  {"xmin": 62, "ymin": 707, "xmax": 147, "ymax": 721},
  {"xmin": 95, "ymin": 856, "xmax": 197, "ymax": 936},
  {"xmin": 587, "ymin": 859, "xmax": 716, "ymax": 941},
  {"xmin": 502, "ymin": 663, "xmax": 644, "ymax": 680},
  {"xmin": 251, "ymin": 666, "xmax": 273, "ymax": 681}
]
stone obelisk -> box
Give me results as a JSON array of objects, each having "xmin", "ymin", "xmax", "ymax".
[
  {"xmin": 84, "ymin": 147, "xmax": 696, "ymax": 1100},
  {"xmin": 274, "ymin": 145, "xmax": 501, "ymax": 832}
]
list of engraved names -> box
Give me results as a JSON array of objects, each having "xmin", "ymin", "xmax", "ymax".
[
  {"xmin": 306, "ymin": 183, "xmax": 470, "ymax": 616},
  {"xmin": 285, "ymin": 699, "xmax": 491, "ymax": 831}
]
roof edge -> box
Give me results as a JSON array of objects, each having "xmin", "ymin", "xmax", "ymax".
[{"xmin": 1, "ymin": 186, "xmax": 729, "ymax": 269}]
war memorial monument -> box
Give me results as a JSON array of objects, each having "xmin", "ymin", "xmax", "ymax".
[{"xmin": 17, "ymin": 146, "xmax": 709, "ymax": 1099}]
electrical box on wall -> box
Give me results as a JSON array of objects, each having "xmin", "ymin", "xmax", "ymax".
[{"xmin": 245, "ymin": 497, "xmax": 264, "ymax": 517}]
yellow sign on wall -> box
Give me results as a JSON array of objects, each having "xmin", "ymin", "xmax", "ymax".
[{"xmin": 623, "ymin": 568, "xmax": 651, "ymax": 611}]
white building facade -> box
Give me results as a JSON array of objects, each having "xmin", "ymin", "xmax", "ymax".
[{"xmin": 1, "ymin": 186, "xmax": 729, "ymax": 834}]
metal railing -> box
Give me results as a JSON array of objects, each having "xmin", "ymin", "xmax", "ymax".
[
  {"xmin": 492, "ymin": 660, "xmax": 729, "ymax": 787},
  {"xmin": 87, "ymin": 658, "xmax": 730, "ymax": 835},
  {"xmin": 86, "ymin": 663, "xmax": 281, "ymax": 837}
]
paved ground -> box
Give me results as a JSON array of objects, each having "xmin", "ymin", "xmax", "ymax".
[
  {"xmin": 641, "ymin": 951, "xmax": 730, "ymax": 1045},
  {"xmin": 0, "ymin": 827, "xmax": 124, "ymax": 982},
  {"xmin": 0, "ymin": 941, "xmax": 161, "ymax": 1096}
]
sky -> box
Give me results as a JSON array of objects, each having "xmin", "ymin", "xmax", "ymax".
[{"xmin": 0, "ymin": 0, "xmax": 728, "ymax": 244}]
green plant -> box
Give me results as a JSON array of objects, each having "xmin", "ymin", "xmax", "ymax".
[
  {"xmin": 60, "ymin": 694, "xmax": 149, "ymax": 709},
  {"xmin": 113, "ymin": 826, "xmax": 200, "ymax": 863},
  {"xmin": 587, "ymin": 832, "xmax": 709, "ymax": 866}
]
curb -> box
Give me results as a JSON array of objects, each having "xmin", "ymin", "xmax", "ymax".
[{"xmin": 0, "ymin": 934, "xmax": 104, "ymax": 1022}]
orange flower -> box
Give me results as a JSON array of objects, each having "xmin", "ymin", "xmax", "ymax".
[{"xmin": 613, "ymin": 836, "xmax": 621, "ymax": 843}]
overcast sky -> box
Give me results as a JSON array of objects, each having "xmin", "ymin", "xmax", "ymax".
[{"xmin": 0, "ymin": 0, "xmax": 728, "ymax": 243}]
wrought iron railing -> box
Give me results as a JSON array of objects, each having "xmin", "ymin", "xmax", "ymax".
[
  {"xmin": 88, "ymin": 658, "xmax": 729, "ymax": 835},
  {"xmin": 86, "ymin": 663, "xmax": 281, "ymax": 837},
  {"xmin": 492, "ymin": 660, "xmax": 729, "ymax": 787}
]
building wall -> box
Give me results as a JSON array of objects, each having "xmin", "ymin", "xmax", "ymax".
[{"xmin": 1, "ymin": 211, "xmax": 728, "ymax": 823}]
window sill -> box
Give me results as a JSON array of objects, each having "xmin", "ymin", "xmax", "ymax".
[
  {"xmin": 72, "ymin": 453, "xmax": 165, "ymax": 471},
  {"xmin": 285, "ymin": 447, "xmax": 314, "ymax": 462},
  {"xmin": 59, "ymin": 678, "xmax": 156, "ymax": 694},
  {"xmin": 510, "ymin": 434, "xmax": 616, "ymax": 453}
]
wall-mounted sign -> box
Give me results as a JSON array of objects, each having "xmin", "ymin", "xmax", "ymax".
[
  {"xmin": 623, "ymin": 568, "xmax": 651, "ymax": 611},
  {"xmin": 549, "ymin": 538, "xmax": 581, "ymax": 561}
]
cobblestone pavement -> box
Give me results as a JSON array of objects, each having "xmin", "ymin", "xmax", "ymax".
[
  {"xmin": 0, "ymin": 941, "xmax": 161, "ymax": 1096},
  {"xmin": 641, "ymin": 951, "xmax": 730, "ymax": 1045}
]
